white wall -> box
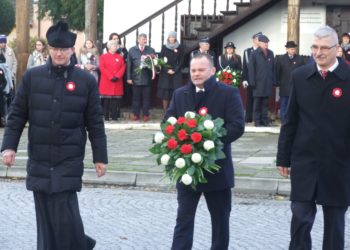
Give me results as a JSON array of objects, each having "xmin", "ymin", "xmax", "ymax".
[{"xmin": 223, "ymin": 1, "xmax": 326, "ymax": 56}]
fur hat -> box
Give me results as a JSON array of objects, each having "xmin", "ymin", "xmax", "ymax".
[{"xmin": 46, "ymin": 21, "xmax": 77, "ymax": 48}]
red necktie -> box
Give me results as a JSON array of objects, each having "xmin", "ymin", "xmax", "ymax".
[{"xmin": 320, "ymin": 70, "xmax": 328, "ymax": 79}]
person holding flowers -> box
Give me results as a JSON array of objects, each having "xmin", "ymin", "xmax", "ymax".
[
  {"xmin": 127, "ymin": 33, "xmax": 156, "ymax": 122},
  {"xmin": 157, "ymin": 31, "xmax": 184, "ymax": 113},
  {"xmin": 164, "ymin": 53, "xmax": 244, "ymax": 250}
]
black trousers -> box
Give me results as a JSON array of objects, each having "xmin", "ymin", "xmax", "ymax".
[
  {"xmin": 33, "ymin": 191, "xmax": 95, "ymax": 250},
  {"xmin": 171, "ymin": 188, "xmax": 232, "ymax": 250},
  {"xmin": 253, "ymin": 97, "xmax": 269, "ymax": 126},
  {"xmin": 245, "ymin": 86, "xmax": 254, "ymax": 123},
  {"xmin": 132, "ymin": 85, "xmax": 151, "ymax": 117},
  {"xmin": 102, "ymin": 98, "xmax": 121, "ymax": 120},
  {"xmin": 289, "ymin": 201, "xmax": 348, "ymax": 250}
]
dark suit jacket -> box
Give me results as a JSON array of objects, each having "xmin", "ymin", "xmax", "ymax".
[
  {"xmin": 217, "ymin": 54, "xmax": 242, "ymax": 71},
  {"xmin": 248, "ymin": 47, "xmax": 275, "ymax": 97},
  {"xmin": 277, "ymin": 60, "xmax": 350, "ymax": 206},
  {"xmin": 242, "ymin": 47, "xmax": 254, "ymax": 82},
  {"xmin": 275, "ymin": 53, "xmax": 304, "ymax": 97},
  {"xmin": 165, "ymin": 76, "xmax": 245, "ymax": 192},
  {"xmin": 127, "ymin": 45, "xmax": 156, "ymax": 86}
]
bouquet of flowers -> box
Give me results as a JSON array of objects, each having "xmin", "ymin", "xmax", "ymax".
[
  {"xmin": 215, "ymin": 67, "xmax": 241, "ymax": 87},
  {"xmin": 135, "ymin": 54, "xmax": 168, "ymax": 79},
  {"xmin": 149, "ymin": 107, "xmax": 227, "ymax": 189}
]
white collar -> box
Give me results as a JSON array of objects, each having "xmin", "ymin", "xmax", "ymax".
[
  {"xmin": 195, "ymin": 87, "xmax": 205, "ymax": 93},
  {"xmin": 317, "ymin": 59, "xmax": 339, "ymax": 73}
]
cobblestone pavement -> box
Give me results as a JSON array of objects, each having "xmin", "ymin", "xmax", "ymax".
[{"xmin": 1, "ymin": 180, "xmax": 350, "ymax": 250}]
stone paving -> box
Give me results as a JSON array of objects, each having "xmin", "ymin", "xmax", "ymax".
[
  {"xmin": 0, "ymin": 125, "xmax": 280, "ymax": 179},
  {"xmin": 1, "ymin": 180, "xmax": 350, "ymax": 250}
]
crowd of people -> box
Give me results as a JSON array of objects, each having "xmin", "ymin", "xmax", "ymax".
[{"xmin": 1, "ymin": 20, "xmax": 350, "ymax": 250}]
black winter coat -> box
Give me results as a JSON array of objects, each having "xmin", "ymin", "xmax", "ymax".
[
  {"xmin": 217, "ymin": 54, "xmax": 242, "ymax": 71},
  {"xmin": 277, "ymin": 60, "xmax": 350, "ymax": 206},
  {"xmin": 165, "ymin": 76, "xmax": 245, "ymax": 192},
  {"xmin": 248, "ymin": 47, "xmax": 276, "ymax": 97},
  {"xmin": 157, "ymin": 44, "xmax": 184, "ymax": 90},
  {"xmin": 275, "ymin": 53, "xmax": 304, "ymax": 97},
  {"xmin": 1, "ymin": 61, "xmax": 108, "ymax": 193},
  {"xmin": 127, "ymin": 45, "xmax": 156, "ymax": 86}
]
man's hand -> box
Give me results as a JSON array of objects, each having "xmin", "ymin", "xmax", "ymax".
[
  {"xmin": 127, "ymin": 80, "xmax": 133, "ymax": 85},
  {"xmin": 242, "ymin": 81, "xmax": 249, "ymax": 88},
  {"xmin": 2, "ymin": 150, "xmax": 16, "ymax": 167},
  {"xmin": 167, "ymin": 69, "xmax": 175, "ymax": 75},
  {"xmin": 277, "ymin": 166, "xmax": 290, "ymax": 178},
  {"xmin": 95, "ymin": 162, "xmax": 107, "ymax": 177}
]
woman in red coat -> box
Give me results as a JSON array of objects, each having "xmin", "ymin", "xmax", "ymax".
[{"xmin": 99, "ymin": 40, "xmax": 126, "ymax": 121}]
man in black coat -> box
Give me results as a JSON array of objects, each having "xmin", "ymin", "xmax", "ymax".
[
  {"xmin": 165, "ymin": 53, "xmax": 244, "ymax": 250},
  {"xmin": 275, "ymin": 41, "xmax": 304, "ymax": 124},
  {"xmin": 1, "ymin": 21, "xmax": 107, "ymax": 250},
  {"xmin": 248, "ymin": 35, "xmax": 276, "ymax": 126},
  {"xmin": 127, "ymin": 33, "xmax": 156, "ymax": 122},
  {"xmin": 242, "ymin": 32, "xmax": 261, "ymax": 123},
  {"xmin": 191, "ymin": 37, "xmax": 217, "ymax": 69},
  {"xmin": 277, "ymin": 26, "xmax": 350, "ymax": 250}
]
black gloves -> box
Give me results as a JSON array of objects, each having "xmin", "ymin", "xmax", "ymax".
[{"xmin": 111, "ymin": 77, "xmax": 118, "ymax": 82}]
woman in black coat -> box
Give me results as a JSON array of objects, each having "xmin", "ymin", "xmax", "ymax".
[
  {"xmin": 217, "ymin": 42, "xmax": 242, "ymax": 71},
  {"xmin": 157, "ymin": 31, "xmax": 184, "ymax": 113}
]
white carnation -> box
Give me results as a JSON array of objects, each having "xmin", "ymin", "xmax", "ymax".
[
  {"xmin": 184, "ymin": 111, "xmax": 196, "ymax": 119},
  {"xmin": 191, "ymin": 153, "xmax": 202, "ymax": 163},
  {"xmin": 160, "ymin": 154, "xmax": 170, "ymax": 165},
  {"xmin": 181, "ymin": 174, "xmax": 192, "ymax": 185},
  {"xmin": 153, "ymin": 59, "xmax": 158, "ymax": 65},
  {"xmin": 203, "ymin": 120, "xmax": 214, "ymax": 130},
  {"xmin": 163, "ymin": 57, "xmax": 168, "ymax": 63},
  {"xmin": 203, "ymin": 140, "xmax": 215, "ymax": 151},
  {"xmin": 227, "ymin": 69, "xmax": 231, "ymax": 73},
  {"xmin": 175, "ymin": 158, "xmax": 186, "ymax": 168},
  {"xmin": 154, "ymin": 132, "xmax": 165, "ymax": 143},
  {"xmin": 167, "ymin": 117, "xmax": 177, "ymax": 125}
]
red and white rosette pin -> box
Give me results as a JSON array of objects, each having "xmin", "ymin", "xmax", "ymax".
[
  {"xmin": 66, "ymin": 81, "xmax": 76, "ymax": 92},
  {"xmin": 198, "ymin": 107, "xmax": 208, "ymax": 116},
  {"xmin": 332, "ymin": 88, "xmax": 342, "ymax": 98}
]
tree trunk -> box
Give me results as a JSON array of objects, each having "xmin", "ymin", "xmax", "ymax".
[
  {"xmin": 85, "ymin": 0, "xmax": 97, "ymax": 42},
  {"xmin": 287, "ymin": 0, "xmax": 300, "ymax": 53},
  {"xmin": 15, "ymin": 0, "xmax": 30, "ymax": 86}
]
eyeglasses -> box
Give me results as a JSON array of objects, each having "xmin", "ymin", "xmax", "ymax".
[
  {"xmin": 49, "ymin": 47, "xmax": 71, "ymax": 53},
  {"xmin": 310, "ymin": 44, "xmax": 337, "ymax": 53}
]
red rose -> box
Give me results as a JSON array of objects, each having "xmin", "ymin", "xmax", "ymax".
[
  {"xmin": 177, "ymin": 117, "xmax": 186, "ymax": 125},
  {"xmin": 177, "ymin": 129, "xmax": 188, "ymax": 141},
  {"xmin": 191, "ymin": 132, "xmax": 202, "ymax": 143},
  {"xmin": 167, "ymin": 138, "xmax": 178, "ymax": 150},
  {"xmin": 186, "ymin": 119, "xmax": 197, "ymax": 128},
  {"xmin": 198, "ymin": 107, "xmax": 208, "ymax": 116},
  {"xmin": 165, "ymin": 125, "xmax": 175, "ymax": 135},
  {"xmin": 180, "ymin": 144, "xmax": 193, "ymax": 154}
]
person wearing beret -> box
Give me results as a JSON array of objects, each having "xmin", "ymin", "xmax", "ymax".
[
  {"xmin": 275, "ymin": 41, "xmax": 304, "ymax": 124},
  {"xmin": 248, "ymin": 34, "xmax": 276, "ymax": 127},
  {"xmin": 217, "ymin": 41, "xmax": 242, "ymax": 71},
  {"xmin": 241, "ymin": 32, "xmax": 262, "ymax": 124},
  {"xmin": 277, "ymin": 25, "xmax": 350, "ymax": 250},
  {"xmin": 1, "ymin": 21, "xmax": 107, "ymax": 249},
  {"xmin": 157, "ymin": 31, "xmax": 184, "ymax": 113},
  {"xmin": 191, "ymin": 37, "xmax": 217, "ymax": 69}
]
